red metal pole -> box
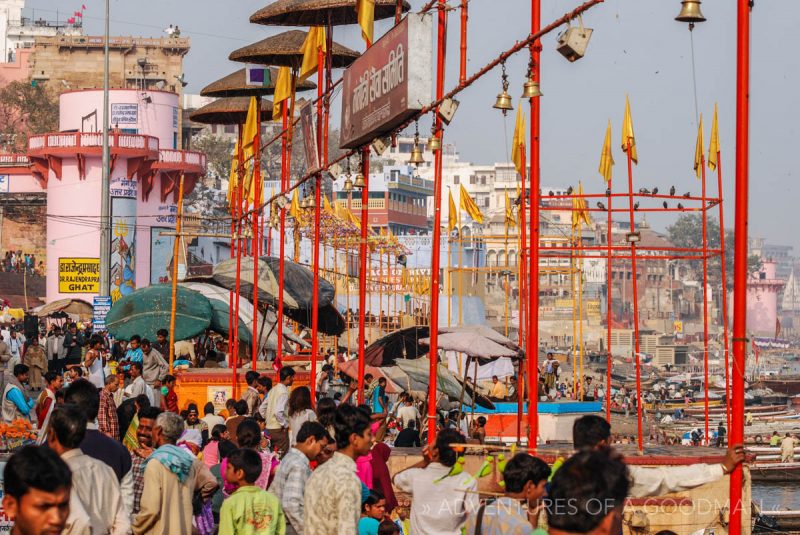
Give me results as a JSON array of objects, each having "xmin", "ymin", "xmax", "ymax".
[
  {"xmin": 716, "ymin": 151, "xmax": 731, "ymax": 430},
  {"xmin": 625, "ymin": 139, "xmax": 643, "ymax": 453},
  {"xmin": 232, "ymin": 167, "xmax": 244, "ymax": 397},
  {"xmin": 606, "ymin": 174, "xmax": 613, "ymax": 422},
  {"xmin": 459, "ymin": 0, "xmax": 467, "ymax": 85},
  {"xmin": 701, "ymin": 147, "xmax": 710, "ymax": 444},
  {"xmin": 276, "ymin": 104, "xmax": 289, "ymax": 364},
  {"xmin": 527, "ymin": 0, "xmax": 540, "ymax": 450},
  {"xmin": 730, "ymin": 1, "xmax": 750, "ymax": 532},
  {"xmin": 251, "ymin": 96, "xmax": 261, "ymax": 370},
  {"xmin": 310, "ymin": 48, "xmax": 324, "ymax": 404},
  {"xmin": 425, "ymin": 0, "xmax": 447, "ymax": 446},
  {"xmin": 357, "ymin": 152, "xmax": 370, "ymax": 404},
  {"xmin": 519, "ymin": 162, "xmax": 527, "ymax": 380},
  {"xmin": 229, "ymin": 126, "xmax": 243, "ymax": 362}
]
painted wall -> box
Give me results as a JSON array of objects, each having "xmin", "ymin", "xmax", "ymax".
[
  {"xmin": 136, "ymin": 174, "xmax": 176, "ymax": 288},
  {"xmin": 59, "ymin": 89, "xmax": 179, "ymax": 148}
]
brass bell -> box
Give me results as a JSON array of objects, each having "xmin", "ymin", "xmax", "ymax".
[
  {"xmin": 343, "ymin": 177, "xmax": 354, "ymax": 192},
  {"xmin": 303, "ymin": 195, "xmax": 314, "ymax": 209},
  {"xmin": 408, "ymin": 143, "xmax": 425, "ymax": 165},
  {"xmin": 427, "ymin": 129, "xmax": 441, "ymax": 152},
  {"xmin": 493, "ymin": 90, "xmax": 513, "ymax": 113},
  {"xmin": 353, "ymin": 172, "xmax": 366, "ymax": 189},
  {"xmin": 675, "ymin": 0, "xmax": 705, "ymax": 24},
  {"xmin": 522, "ymin": 78, "xmax": 543, "ymax": 98}
]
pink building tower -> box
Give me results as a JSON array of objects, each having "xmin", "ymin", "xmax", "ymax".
[
  {"xmin": 27, "ymin": 88, "xmax": 204, "ymax": 304},
  {"xmin": 745, "ymin": 260, "xmax": 785, "ymax": 336}
]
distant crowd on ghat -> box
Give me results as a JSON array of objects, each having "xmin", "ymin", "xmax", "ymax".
[{"xmin": 0, "ymin": 321, "xmax": 747, "ymax": 535}]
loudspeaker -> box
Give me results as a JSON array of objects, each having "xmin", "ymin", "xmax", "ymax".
[{"xmin": 23, "ymin": 314, "xmax": 39, "ymax": 339}]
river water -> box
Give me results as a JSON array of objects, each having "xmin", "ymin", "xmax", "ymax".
[{"xmin": 753, "ymin": 483, "xmax": 800, "ymax": 511}]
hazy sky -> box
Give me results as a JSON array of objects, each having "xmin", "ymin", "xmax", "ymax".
[{"xmin": 27, "ymin": 0, "xmax": 800, "ymax": 251}]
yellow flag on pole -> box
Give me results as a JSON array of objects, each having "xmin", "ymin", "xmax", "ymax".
[
  {"xmin": 448, "ymin": 189, "xmax": 458, "ymax": 232},
  {"xmin": 323, "ymin": 194, "xmax": 333, "ymax": 213},
  {"xmin": 459, "ymin": 184, "xmax": 484, "ymax": 224},
  {"xmin": 240, "ymin": 97, "xmax": 259, "ymax": 201},
  {"xmin": 708, "ymin": 103, "xmax": 720, "ymax": 171},
  {"xmin": 272, "ymin": 66, "xmax": 292, "ymax": 121},
  {"xmin": 621, "ymin": 95, "xmax": 638, "ymax": 165},
  {"xmin": 356, "ymin": 0, "xmax": 375, "ymax": 45},
  {"xmin": 511, "ymin": 104, "xmax": 526, "ymax": 176},
  {"xmin": 571, "ymin": 181, "xmax": 591, "ymax": 229},
  {"xmin": 693, "ymin": 114, "xmax": 704, "ymax": 180},
  {"xmin": 505, "ymin": 192, "xmax": 516, "ymax": 228},
  {"xmin": 227, "ymin": 142, "xmax": 239, "ymax": 210},
  {"xmin": 299, "ymin": 27, "xmax": 327, "ymax": 83},
  {"xmin": 598, "ymin": 120, "xmax": 614, "ymax": 183}
]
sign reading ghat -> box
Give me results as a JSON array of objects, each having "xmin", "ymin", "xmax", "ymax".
[
  {"xmin": 59, "ymin": 257, "xmax": 100, "ymax": 293},
  {"xmin": 340, "ymin": 13, "xmax": 432, "ymax": 149}
]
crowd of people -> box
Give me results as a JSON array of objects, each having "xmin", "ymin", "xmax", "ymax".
[
  {"xmin": 1, "ymin": 251, "xmax": 43, "ymax": 276},
  {"xmin": 0, "ymin": 320, "xmax": 749, "ymax": 535}
]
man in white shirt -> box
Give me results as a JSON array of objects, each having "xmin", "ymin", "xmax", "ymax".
[
  {"xmin": 393, "ymin": 429, "xmax": 478, "ymax": 535},
  {"xmin": 396, "ymin": 395, "xmax": 421, "ymax": 430},
  {"xmin": 47, "ymin": 403, "xmax": 129, "ymax": 535},
  {"xmin": 259, "ymin": 366, "xmax": 294, "ymax": 455},
  {"xmin": 573, "ymin": 415, "xmax": 745, "ymax": 497},
  {"xmin": 125, "ymin": 362, "xmax": 154, "ymax": 406}
]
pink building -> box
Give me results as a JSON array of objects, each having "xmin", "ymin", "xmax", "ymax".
[
  {"xmin": 745, "ymin": 260, "xmax": 785, "ymax": 336},
  {"xmin": 26, "ymin": 88, "xmax": 204, "ymax": 304}
]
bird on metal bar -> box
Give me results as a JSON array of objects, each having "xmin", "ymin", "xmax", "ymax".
[
  {"xmin": 605, "ymin": 188, "xmax": 611, "ymax": 196},
  {"xmin": 566, "ymin": 185, "xmax": 574, "ymax": 195},
  {"xmin": 652, "ymin": 187, "xmax": 658, "ymax": 195},
  {"xmin": 669, "ymin": 185, "xmax": 676, "ymax": 196},
  {"xmin": 597, "ymin": 202, "xmax": 606, "ymax": 211},
  {"xmin": 638, "ymin": 188, "xmax": 650, "ymax": 195},
  {"xmin": 634, "ymin": 202, "xmax": 640, "ymax": 210},
  {"xmin": 548, "ymin": 190, "xmax": 554, "ymax": 196},
  {"xmin": 663, "ymin": 201, "xmax": 668, "ymax": 209},
  {"xmin": 677, "ymin": 203, "xmax": 684, "ymax": 210},
  {"xmin": 683, "ymin": 192, "xmax": 691, "ymax": 198}
]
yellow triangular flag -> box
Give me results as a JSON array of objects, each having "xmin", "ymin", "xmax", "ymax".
[
  {"xmin": 323, "ymin": 194, "xmax": 333, "ymax": 213},
  {"xmin": 708, "ymin": 103, "xmax": 720, "ymax": 171},
  {"xmin": 356, "ymin": 0, "xmax": 375, "ymax": 45},
  {"xmin": 694, "ymin": 114, "xmax": 704, "ymax": 180},
  {"xmin": 299, "ymin": 27, "xmax": 327, "ymax": 83},
  {"xmin": 227, "ymin": 142, "xmax": 239, "ymax": 210},
  {"xmin": 240, "ymin": 97, "xmax": 259, "ymax": 202},
  {"xmin": 289, "ymin": 189, "xmax": 301, "ymax": 219},
  {"xmin": 511, "ymin": 104, "xmax": 526, "ymax": 177},
  {"xmin": 571, "ymin": 182, "xmax": 591, "ymax": 229},
  {"xmin": 459, "ymin": 184, "xmax": 484, "ymax": 224},
  {"xmin": 272, "ymin": 67, "xmax": 292, "ymax": 121},
  {"xmin": 621, "ymin": 95, "xmax": 638, "ymax": 165},
  {"xmin": 505, "ymin": 192, "xmax": 516, "ymax": 229},
  {"xmin": 448, "ymin": 189, "xmax": 458, "ymax": 233},
  {"xmin": 598, "ymin": 120, "xmax": 614, "ymax": 183}
]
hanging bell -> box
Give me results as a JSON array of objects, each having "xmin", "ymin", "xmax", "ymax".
[
  {"xmin": 675, "ymin": 0, "xmax": 706, "ymax": 24},
  {"xmin": 408, "ymin": 143, "xmax": 425, "ymax": 165},
  {"xmin": 427, "ymin": 131, "xmax": 441, "ymax": 152},
  {"xmin": 493, "ymin": 90, "xmax": 513, "ymax": 113},
  {"xmin": 522, "ymin": 78, "xmax": 543, "ymax": 98},
  {"xmin": 353, "ymin": 172, "xmax": 366, "ymax": 189},
  {"xmin": 343, "ymin": 177, "xmax": 354, "ymax": 192},
  {"xmin": 303, "ymin": 195, "xmax": 314, "ymax": 209}
]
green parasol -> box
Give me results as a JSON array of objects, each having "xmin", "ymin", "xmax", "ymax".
[{"xmin": 105, "ymin": 285, "xmax": 212, "ymax": 341}]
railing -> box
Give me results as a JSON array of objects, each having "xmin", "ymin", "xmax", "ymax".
[
  {"xmin": 28, "ymin": 132, "xmax": 160, "ymax": 153},
  {"xmin": 159, "ymin": 149, "xmax": 206, "ymax": 170},
  {"xmin": 37, "ymin": 35, "xmax": 190, "ymax": 49},
  {"xmin": 0, "ymin": 154, "xmax": 30, "ymax": 165}
]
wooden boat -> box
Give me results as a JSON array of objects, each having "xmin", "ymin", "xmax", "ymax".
[
  {"xmin": 749, "ymin": 461, "xmax": 800, "ymax": 482},
  {"xmin": 645, "ymin": 399, "xmax": 723, "ymax": 410},
  {"xmin": 756, "ymin": 376, "xmax": 800, "ymax": 396},
  {"xmin": 753, "ymin": 504, "xmax": 800, "ymax": 533}
]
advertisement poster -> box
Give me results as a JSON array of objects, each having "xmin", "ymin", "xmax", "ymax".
[
  {"xmin": 150, "ymin": 227, "xmax": 174, "ymax": 284},
  {"xmin": 58, "ymin": 258, "xmax": 100, "ymax": 293},
  {"xmin": 92, "ymin": 296, "xmax": 112, "ymax": 329},
  {"xmin": 110, "ymin": 103, "xmax": 138, "ymax": 125},
  {"xmin": 207, "ymin": 386, "xmax": 232, "ymax": 414},
  {"xmin": 110, "ymin": 197, "xmax": 136, "ymax": 302}
]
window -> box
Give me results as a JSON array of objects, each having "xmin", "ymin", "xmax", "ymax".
[
  {"xmin": 470, "ymin": 175, "xmax": 477, "ymax": 184},
  {"xmin": 224, "ymin": 124, "xmax": 236, "ymax": 134},
  {"xmin": 481, "ymin": 176, "xmax": 486, "ymax": 185},
  {"xmin": 453, "ymin": 175, "xmax": 460, "ymax": 184},
  {"xmin": 484, "ymin": 197, "xmax": 490, "ymax": 208}
]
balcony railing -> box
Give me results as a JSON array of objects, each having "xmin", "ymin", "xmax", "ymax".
[
  {"xmin": 28, "ymin": 132, "xmax": 159, "ymax": 153},
  {"xmin": 158, "ymin": 149, "xmax": 206, "ymax": 170}
]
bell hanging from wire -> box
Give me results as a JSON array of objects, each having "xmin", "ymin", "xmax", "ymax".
[
  {"xmin": 522, "ymin": 77, "xmax": 543, "ymax": 99},
  {"xmin": 343, "ymin": 177, "xmax": 354, "ymax": 192},
  {"xmin": 353, "ymin": 171, "xmax": 366, "ymax": 189},
  {"xmin": 408, "ymin": 121, "xmax": 425, "ymax": 165},
  {"xmin": 303, "ymin": 195, "xmax": 314, "ymax": 209},
  {"xmin": 675, "ymin": 0, "xmax": 706, "ymax": 24},
  {"xmin": 427, "ymin": 125, "xmax": 441, "ymax": 152},
  {"xmin": 493, "ymin": 61, "xmax": 513, "ymax": 115}
]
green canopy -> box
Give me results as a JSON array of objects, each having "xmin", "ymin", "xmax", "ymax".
[{"xmin": 105, "ymin": 285, "xmax": 212, "ymax": 341}]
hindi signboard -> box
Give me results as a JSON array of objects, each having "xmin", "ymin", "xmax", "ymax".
[
  {"xmin": 340, "ymin": 13, "xmax": 432, "ymax": 149},
  {"xmin": 58, "ymin": 257, "xmax": 100, "ymax": 293},
  {"xmin": 110, "ymin": 103, "xmax": 138, "ymax": 125},
  {"xmin": 93, "ymin": 296, "xmax": 112, "ymax": 329}
]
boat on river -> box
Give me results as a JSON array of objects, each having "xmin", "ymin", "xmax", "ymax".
[{"xmin": 749, "ymin": 461, "xmax": 800, "ymax": 482}]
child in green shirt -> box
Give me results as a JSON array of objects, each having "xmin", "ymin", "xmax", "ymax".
[{"xmin": 219, "ymin": 448, "xmax": 286, "ymax": 535}]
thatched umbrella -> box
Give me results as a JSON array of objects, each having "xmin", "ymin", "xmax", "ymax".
[
  {"xmin": 189, "ymin": 97, "xmax": 274, "ymax": 125},
  {"xmin": 228, "ymin": 30, "xmax": 359, "ymax": 69},
  {"xmin": 249, "ymin": 0, "xmax": 411, "ymax": 27},
  {"xmin": 200, "ymin": 68, "xmax": 316, "ymax": 99}
]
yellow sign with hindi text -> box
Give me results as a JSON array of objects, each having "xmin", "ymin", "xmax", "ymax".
[{"xmin": 58, "ymin": 257, "xmax": 100, "ymax": 293}]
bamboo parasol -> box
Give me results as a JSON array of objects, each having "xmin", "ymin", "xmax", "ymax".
[
  {"xmin": 189, "ymin": 97, "xmax": 274, "ymax": 125},
  {"xmin": 228, "ymin": 30, "xmax": 359, "ymax": 69},
  {"xmin": 249, "ymin": 0, "xmax": 411, "ymax": 27},
  {"xmin": 200, "ymin": 68, "xmax": 315, "ymax": 98}
]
